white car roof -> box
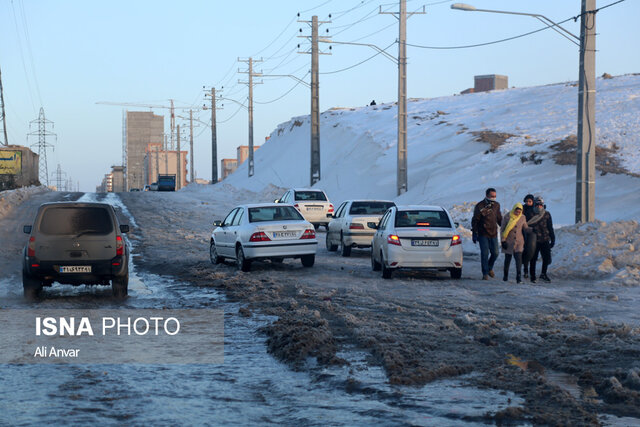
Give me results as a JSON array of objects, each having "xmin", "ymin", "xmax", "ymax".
[
  {"xmin": 395, "ymin": 205, "xmax": 446, "ymax": 211},
  {"xmin": 290, "ymin": 188, "xmax": 326, "ymax": 193},
  {"xmin": 344, "ymin": 199, "xmax": 395, "ymax": 203},
  {"xmin": 241, "ymin": 203, "xmax": 295, "ymax": 208}
]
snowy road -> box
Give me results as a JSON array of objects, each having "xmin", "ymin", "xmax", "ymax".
[{"xmin": 1, "ymin": 189, "xmax": 639, "ymax": 426}]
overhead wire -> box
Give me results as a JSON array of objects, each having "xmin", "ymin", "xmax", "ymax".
[
  {"xmin": 18, "ymin": 0, "xmax": 42, "ymax": 107},
  {"xmin": 10, "ymin": 0, "xmax": 36, "ymax": 114},
  {"xmin": 255, "ymin": 71, "xmax": 311, "ymax": 105},
  {"xmin": 321, "ymin": 41, "xmax": 396, "ymax": 74}
]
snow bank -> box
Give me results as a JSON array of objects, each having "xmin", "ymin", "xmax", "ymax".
[{"xmin": 0, "ymin": 186, "xmax": 50, "ymax": 219}]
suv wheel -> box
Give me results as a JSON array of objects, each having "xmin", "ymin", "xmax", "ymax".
[
  {"xmin": 210, "ymin": 241, "xmax": 224, "ymax": 264},
  {"xmin": 301, "ymin": 254, "xmax": 315, "ymax": 267},
  {"xmin": 112, "ymin": 268, "xmax": 129, "ymax": 299},
  {"xmin": 22, "ymin": 270, "xmax": 42, "ymax": 299},
  {"xmin": 236, "ymin": 246, "xmax": 251, "ymax": 272},
  {"xmin": 326, "ymin": 232, "xmax": 338, "ymax": 252},
  {"xmin": 340, "ymin": 234, "xmax": 352, "ymax": 257}
]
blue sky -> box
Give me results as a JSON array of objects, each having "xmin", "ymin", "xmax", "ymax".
[{"xmin": 1, "ymin": 0, "xmax": 638, "ymax": 190}]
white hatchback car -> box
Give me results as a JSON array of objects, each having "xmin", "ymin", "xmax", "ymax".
[
  {"xmin": 370, "ymin": 205, "xmax": 462, "ymax": 279},
  {"xmin": 326, "ymin": 200, "xmax": 396, "ymax": 256},
  {"xmin": 276, "ymin": 188, "xmax": 333, "ymax": 229},
  {"xmin": 210, "ymin": 204, "xmax": 317, "ymax": 272}
]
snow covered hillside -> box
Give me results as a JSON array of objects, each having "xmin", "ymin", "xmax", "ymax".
[{"xmin": 224, "ymin": 73, "xmax": 640, "ymax": 227}]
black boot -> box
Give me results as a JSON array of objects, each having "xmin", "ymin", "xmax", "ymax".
[
  {"xmin": 540, "ymin": 273, "xmax": 550, "ymax": 282},
  {"xmin": 516, "ymin": 274, "xmax": 522, "ymax": 284}
]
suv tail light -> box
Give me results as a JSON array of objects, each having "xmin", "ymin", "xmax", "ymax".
[
  {"xmin": 328, "ymin": 204, "xmax": 334, "ymax": 213},
  {"xmin": 349, "ymin": 222, "xmax": 364, "ymax": 230},
  {"xmin": 28, "ymin": 236, "xmax": 36, "ymax": 257},
  {"xmin": 300, "ymin": 229, "xmax": 316, "ymax": 239},
  {"xmin": 387, "ymin": 234, "xmax": 401, "ymax": 246},
  {"xmin": 451, "ymin": 235, "xmax": 461, "ymax": 246},
  {"xmin": 250, "ymin": 232, "xmax": 271, "ymax": 242},
  {"xmin": 116, "ymin": 235, "xmax": 124, "ymax": 256}
]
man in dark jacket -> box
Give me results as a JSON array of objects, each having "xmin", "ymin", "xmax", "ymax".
[
  {"xmin": 527, "ymin": 196, "xmax": 555, "ymax": 283},
  {"xmin": 472, "ymin": 188, "xmax": 503, "ymax": 280},
  {"xmin": 521, "ymin": 193, "xmax": 536, "ymax": 278}
]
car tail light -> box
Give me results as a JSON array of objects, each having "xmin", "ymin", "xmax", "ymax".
[
  {"xmin": 28, "ymin": 237, "xmax": 36, "ymax": 257},
  {"xmin": 451, "ymin": 235, "xmax": 461, "ymax": 246},
  {"xmin": 387, "ymin": 234, "xmax": 401, "ymax": 246},
  {"xmin": 116, "ymin": 235, "xmax": 124, "ymax": 256},
  {"xmin": 300, "ymin": 229, "xmax": 316, "ymax": 239},
  {"xmin": 294, "ymin": 203, "xmax": 300, "ymax": 210},
  {"xmin": 328, "ymin": 204, "xmax": 334, "ymax": 213},
  {"xmin": 349, "ymin": 222, "xmax": 364, "ymax": 230},
  {"xmin": 250, "ymin": 231, "xmax": 271, "ymax": 242}
]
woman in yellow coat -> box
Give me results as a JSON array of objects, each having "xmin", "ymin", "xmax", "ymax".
[{"xmin": 501, "ymin": 203, "xmax": 529, "ymax": 283}]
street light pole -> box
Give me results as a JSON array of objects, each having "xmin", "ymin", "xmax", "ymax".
[{"xmin": 451, "ymin": 3, "xmax": 594, "ymax": 223}]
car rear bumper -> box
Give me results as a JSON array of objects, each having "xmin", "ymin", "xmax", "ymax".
[
  {"xmin": 343, "ymin": 231, "xmax": 375, "ymax": 247},
  {"xmin": 24, "ymin": 256, "xmax": 127, "ymax": 284},
  {"xmin": 386, "ymin": 246, "xmax": 463, "ymax": 269},
  {"xmin": 243, "ymin": 241, "xmax": 317, "ymax": 259}
]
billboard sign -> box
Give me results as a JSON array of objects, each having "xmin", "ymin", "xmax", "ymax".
[{"xmin": 0, "ymin": 150, "xmax": 22, "ymax": 175}]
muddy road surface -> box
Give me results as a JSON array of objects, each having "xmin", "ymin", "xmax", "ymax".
[{"xmin": 1, "ymin": 189, "xmax": 639, "ymax": 426}]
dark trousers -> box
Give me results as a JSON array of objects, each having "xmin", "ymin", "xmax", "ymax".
[
  {"xmin": 478, "ymin": 235, "xmax": 499, "ymax": 276},
  {"xmin": 530, "ymin": 241, "xmax": 552, "ymax": 278},
  {"xmin": 504, "ymin": 252, "xmax": 522, "ymax": 280}
]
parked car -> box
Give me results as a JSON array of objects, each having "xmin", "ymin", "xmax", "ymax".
[
  {"xmin": 370, "ymin": 205, "xmax": 462, "ymax": 279},
  {"xmin": 149, "ymin": 182, "xmax": 159, "ymax": 191},
  {"xmin": 143, "ymin": 185, "xmax": 151, "ymax": 191},
  {"xmin": 210, "ymin": 203, "xmax": 317, "ymax": 272},
  {"xmin": 22, "ymin": 202, "xmax": 130, "ymax": 299},
  {"xmin": 326, "ymin": 200, "xmax": 396, "ymax": 256},
  {"xmin": 275, "ymin": 188, "xmax": 333, "ymax": 229},
  {"xmin": 129, "ymin": 188, "xmax": 141, "ymax": 192}
]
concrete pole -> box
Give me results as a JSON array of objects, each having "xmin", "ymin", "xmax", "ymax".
[
  {"xmin": 576, "ymin": 0, "xmax": 596, "ymax": 223},
  {"xmin": 0, "ymin": 67, "xmax": 9, "ymax": 146},
  {"xmin": 189, "ymin": 109, "xmax": 194, "ymax": 184},
  {"xmin": 397, "ymin": 0, "xmax": 408, "ymax": 195},
  {"xmin": 164, "ymin": 134, "xmax": 168, "ymax": 175},
  {"xmin": 155, "ymin": 143, "xmax": 159, "ymax": 184},
  {"xmin": 310, "ymin": 15, "xmax": 321, "ymax": 186},
  {"xmin": 211, "ymin": 88, "xmax": 218, "ymax": 183},
  {"xmin": 170, "ymin": 99, "xmax": 175, "ymax": 150},
  {"xmin": 176, "ymin": 125, "xmax": 181, "ymax": 190},
  {"xmin": 248, "ymin": 58, "xmax": 255, "ymax": 177}
]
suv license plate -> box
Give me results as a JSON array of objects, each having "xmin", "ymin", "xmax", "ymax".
[
  {"xmin": 411, "ymin": 239, "xmax": 439, "ymax": 247},
  {"xmin": 60, "ymin": 266, "xmax": 92, "ymax": 273}
]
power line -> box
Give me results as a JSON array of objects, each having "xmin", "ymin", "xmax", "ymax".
[
  {"xmin": 18, "ymin": 0, "xmax": 42, "ymax": 107},
  {"xmin": 10, "ymin": 0, "xmax": 36, "ymax": 113},
  {"xmin": 321, "ymin": 41, "xmax": 396, "ymax": 74},
  {"xmin": 255, "ymin": 71, "xmax": 311, "ymax": 104}
]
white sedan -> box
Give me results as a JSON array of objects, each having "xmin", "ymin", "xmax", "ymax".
[
  {"xmin": 326, "ymin": 200, "xmax": 395, "ymax": 256},
  {"xmin": 276, "ymin": 188, "xmax": 334, "ymax": 229},
  {"xmin": 209, "ymin": 204, "xmax": 317, "ymax": 272},
  {"xmin": 370, "ymin": 205, "xmax": 462, "ymax": 279}
]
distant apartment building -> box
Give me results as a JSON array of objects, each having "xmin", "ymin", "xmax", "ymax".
[
  {"xmin": 143, "ymin": 143, "xmax": 188, "ymax": 189},
  {"xmin": 126, "ymin": 111, "xmax": 164, "ymax": 190},
  {"xmin": 111, "ymin": 165, "xmax": 125, "ymax": 192},
  {"xmin": 220, "ymin": 158, "xmax": 238, "ymax": 180},
  {"xmin": 237, "ymin": 145, "xmax": 260, "ymax": 165},
  {"xmin": 474, "ymin": 74, "xmax": 508, "ymax": 92}
]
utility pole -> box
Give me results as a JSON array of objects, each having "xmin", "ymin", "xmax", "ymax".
[
  {"xmin": 176, "ymin": 124, "xmax": 181, "ymax": 190},
  {"xmin": 170, "ymin": 99, "xmax": 175, "ymax": 150},
  {"xmin": 381, "ymin": 0, "xmax": 425, "ymax": 195},
  {"xmin": 122, "ymin": 111, "xmax": 127, "ymax": 190},
  {"xmin": 298, "ymin": 15, "xmax": 331, "ymax": 186},
  {"xmin": 0, "ymin": 66, "xmax": 9, "ymax": 146},
  {"xmin": 239, "ymin": 57, "xmax": 263, "ymax": 177},
  {"xmin": 576, "ymin": 0, "xmax": 596, "ymax": 223},
  {"xmin": 28, "ymin": 108, "xmax": 56, "ymax": 187},
  {"xmin": 189, "ymin": 109, "xmax": 194, "ymax": 184},
  {"xmin": 203, "ymin": 87, "xmax": 222, "ymax": 184},
  {"xmin": 164, "ymin": 134, "xmax": 169, "ymax": 175}
]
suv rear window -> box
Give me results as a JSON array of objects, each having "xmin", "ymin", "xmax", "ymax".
[
  {"xmin": 349, "ymin": 201, "xmax": 395, "ymax": 215},
  {"xmin": 39, "ymin": 207, "xmax": 114, "ymax": 235},
  {"xmin": 395, "ymin": 210, "xmax": 451, "ymax": 228},
  {"xmin": 249, "ymin": 206, "xmax": 304, "ymax": 223},
  {"xmin": 294, "ymin": 191, "xmax": 327, "ymax": 201}
]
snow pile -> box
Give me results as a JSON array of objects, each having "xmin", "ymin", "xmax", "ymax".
[
  {"xmin": 0, "ymin": 186, "xmax": 50, "ymax": 219},
  {"xmin": 551, "ymin": 220, "xmax": 640, "ymax": 285}
]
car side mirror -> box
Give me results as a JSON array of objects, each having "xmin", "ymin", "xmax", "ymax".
[
  {"xmin": 454, "ymin": 222, "xmax": 459, "ymax": 228},
  {"xmin": 120, "ymin": 224, "xmax": 130, "ymax": 233},
  {"xmin": 213, "ymin": 220, "xmax": 222, "ymax": 227},
  {"xmin": 23, "ymin": 225, "xmax": 32, "ymax": 234},
  {"xmin": 367, "ymin": 222, "xmax": 378, "ymax": 229}
]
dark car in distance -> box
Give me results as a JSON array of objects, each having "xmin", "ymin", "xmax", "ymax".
[{"xmin": 22, "ymin": 202, "xmax": 130, "ymax": 299}]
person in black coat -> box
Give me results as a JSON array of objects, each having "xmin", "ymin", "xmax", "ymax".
[
  {"xmin": 527, "ymin": 196, "xmax": 555, "ymax": 283},
  {"xmin": 521, "ymin": 194, "xmax": 535, "ymax": 278}
]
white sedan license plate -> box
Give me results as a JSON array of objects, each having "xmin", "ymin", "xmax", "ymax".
[
  {"xmin": 306, "ymin": 206, "xmax": 322, "ymax": 211},
  {"xmin": 273, "ymin": 231, "xmax": 297, "ymax": 238},
  {"xmin": 60, "ymin": 266, "xmax": 92, "ymax": 273},
  {"xmin": 411, "ymin": 239, "xmax": 439, "ymax": 247}
]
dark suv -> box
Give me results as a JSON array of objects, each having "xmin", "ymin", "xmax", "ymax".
[{"xmin": 22, "ymin": 202, "xmax": 130, "ymax": 299}]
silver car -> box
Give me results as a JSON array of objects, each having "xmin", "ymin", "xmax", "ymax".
[
  {"xmin": 209, "ymin": 204, "xmax": 318, "ymax": 272},
  {"xmin": 326, "ymin": 200, "xmax": 395, "ymax": 256},
  {"xmin": 370, "ymin": 205, "xmax": 463, "ymax": 279},
  {"xmin": 276, "ymin": 188, "xmax": 334, "ymax": 229}
]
